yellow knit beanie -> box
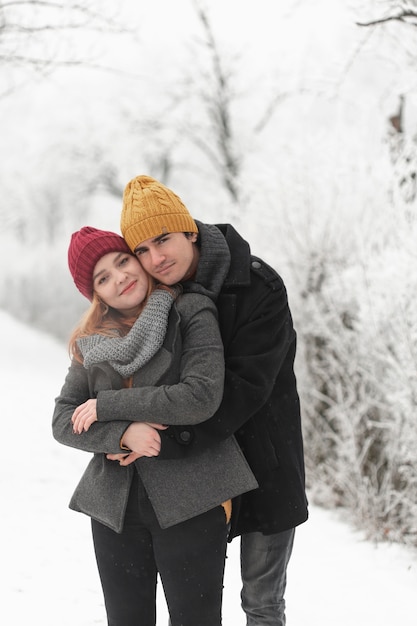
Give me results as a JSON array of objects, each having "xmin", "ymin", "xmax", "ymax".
[{"xmin": 120, "ymin": 175, "xmax": 198, "ymax": 252}]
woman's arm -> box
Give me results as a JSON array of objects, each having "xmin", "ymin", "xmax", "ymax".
[{"xmin": 52, "ymin": 359, "xmax": 137, "ymax": 455}]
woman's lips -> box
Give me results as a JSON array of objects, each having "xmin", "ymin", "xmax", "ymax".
[{"xmin": 120, "ymin": 280, "xmax": 136, "ymax": 295}]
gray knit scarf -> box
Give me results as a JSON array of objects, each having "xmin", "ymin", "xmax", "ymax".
[
  {"xmin": 76, "ymin": 287, "xmax": 180, "ymax": 378},
  {"xmin": 182, "ymin": 221, "xmax": 231, "ymax": 302}
]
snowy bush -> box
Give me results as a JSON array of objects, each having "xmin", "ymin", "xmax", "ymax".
[{"xmin": 297, "ymin": 212, "xmax": 417, "ymax": 545}]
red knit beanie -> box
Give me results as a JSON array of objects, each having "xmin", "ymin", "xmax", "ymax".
[{"xmin": 68, "ymin": 226, "xmax": 131, "ymax": 300}]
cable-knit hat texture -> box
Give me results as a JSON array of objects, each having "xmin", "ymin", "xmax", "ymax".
[
  {"xmin": 120, "ymin": 175, "xmax": 198, "ymax": 251},
  {"xmin": 68, "ymin": 226, "xmax": 131, "ymax": 300}
]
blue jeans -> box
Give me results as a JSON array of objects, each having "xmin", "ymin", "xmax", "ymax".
[{"xmin": 240, "ymin": 528, "xmax": 295, "ymax": 626}]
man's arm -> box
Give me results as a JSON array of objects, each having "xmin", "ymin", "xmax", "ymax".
[
  {"xmin": 158, "ymin": 277, "xmax": 295, "ymax": 459},
  {"xmin": 95, "ymin": 295, "xmax": 225, "ymax": 426}
]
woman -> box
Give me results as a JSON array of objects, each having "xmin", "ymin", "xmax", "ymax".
[{"xmin": 52, "ymin": 226, "xmax": 257, "ymax": 626}]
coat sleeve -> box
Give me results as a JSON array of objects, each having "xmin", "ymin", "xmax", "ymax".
[
  {"xmin": 52, "ymin": 358, "xmax": 133, "ymax": 454},
  {"xmin": 96, "ymin": 294, "xmax": 225, "ymax": 425},
  {"xmin": 158, "ymin": 272, "xmax": 296, "ymax": 459}
]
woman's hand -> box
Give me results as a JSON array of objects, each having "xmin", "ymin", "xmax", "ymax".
[
  {"xmin": 106, "ymin": 422, "xmax": 168, "ymax": 465},
  {"xmin": 72, "ymin": 399, "xmax": 98, "ymax": 434}
]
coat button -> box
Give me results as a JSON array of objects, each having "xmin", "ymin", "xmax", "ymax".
[
  {"xmin": 179, "ymin": 430, "xmax": 192, "ymax": 443},
  {"xmin": 252, "ymin": 260, "xmax": 262, "ymax": 269}
]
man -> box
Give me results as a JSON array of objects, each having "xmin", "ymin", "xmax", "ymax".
[{"xmin": 120, "ymin": 175, "xmax": 308, "ymax": 625}]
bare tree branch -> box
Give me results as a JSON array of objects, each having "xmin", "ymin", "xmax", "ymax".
[
  {"xmin": 0, "ymin": 0, "xmax": 124, "ymax": 30},
  {"xmin": 189, "ymin": 0, "xmax": 241, "ymax": 204},
  {"xmin": 0, "ymin": 0, "xmax": 132, "ymax": 95},
  {"xmin": 357, "ymin": 11, "xmax": 417, "ymax": 28}
]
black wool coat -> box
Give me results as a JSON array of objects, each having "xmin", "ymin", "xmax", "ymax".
[{"xmin": 159, "ymin": 223, "xmax": 309, "ymax": 538}]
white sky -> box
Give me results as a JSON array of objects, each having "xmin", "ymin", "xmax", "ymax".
[{"xmin": 3, "ymin": 309, "xmax": 417, "ymax": 625}]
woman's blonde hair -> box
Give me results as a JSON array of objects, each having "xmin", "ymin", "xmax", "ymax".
[{"xmin": 69, "ymin": 276, "xmax": 155, "ymax": 362}]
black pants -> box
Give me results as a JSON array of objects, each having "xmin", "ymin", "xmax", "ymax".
[{"xmin": 91, "ymin": 471, "xmax": 228, "ymax": 626}]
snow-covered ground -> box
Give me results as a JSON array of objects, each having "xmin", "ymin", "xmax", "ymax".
[{"xmin": 3, "ymin": 310, "xmax": 417, "ymax": 625}]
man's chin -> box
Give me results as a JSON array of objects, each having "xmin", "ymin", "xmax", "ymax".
[
  {"xmin": 155, "ymin": 275, "xmax": 176, "ymax": 286},
  {"xmin": 156, "ymin": 269, "xmax": 187, "ymax": 286}
]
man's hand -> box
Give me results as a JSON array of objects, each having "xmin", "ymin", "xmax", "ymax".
[
  {"xmin": 72, "ymin": 399, "xmax": 97, "ymax": 434},
  {"xmin": 107, "ymin": 422, "xmax": 168, "ymax": 466},
  {"xmin": 106, "ymin": 451, "xmax": 142, "ymax": 466}
]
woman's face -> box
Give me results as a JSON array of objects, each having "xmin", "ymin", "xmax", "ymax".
[{"xmin": 93, "ymin": 251, "xmax": 149, "ymax": 316}]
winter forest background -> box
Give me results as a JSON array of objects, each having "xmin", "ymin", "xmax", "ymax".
[{"xmin": 1, "ymin": 0, "xmax": 417, "ymax": 547}]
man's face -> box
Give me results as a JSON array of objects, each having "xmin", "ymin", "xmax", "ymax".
[{"xmin": 134, "ymin": 232, "xmax": 199, "ymax": 285}]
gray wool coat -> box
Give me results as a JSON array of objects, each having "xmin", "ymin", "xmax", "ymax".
[{"xmin": 53, "ymin": 293, "xmax": 258, "ymax": 532}]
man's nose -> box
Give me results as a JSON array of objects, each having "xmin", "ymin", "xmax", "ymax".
[{"xmin": 150, "ymin": 248, "xmax": 165, "ymax": 266}]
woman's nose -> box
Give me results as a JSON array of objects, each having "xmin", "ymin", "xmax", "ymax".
[{"xmin": 116, "ymin": 269, "xmax": 128, "ymax": 282}]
